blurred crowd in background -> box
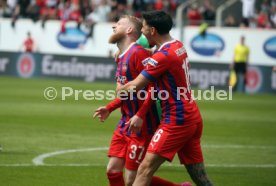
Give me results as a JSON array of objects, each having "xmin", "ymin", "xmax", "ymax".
[{"xmin": 0, "ymin": 0, "xmax": 275, "ymax": 30}]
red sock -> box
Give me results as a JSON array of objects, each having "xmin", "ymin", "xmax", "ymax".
[
  {"xmin": 107, "ymin": 172, "xmax": 125, "ymax": 186},
  {"xmin": 151, "ymin": 176, "xmax": 181, "ymax": 186}
]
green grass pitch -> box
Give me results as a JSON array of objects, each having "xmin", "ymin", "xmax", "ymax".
[{"xmin": 0, "ymin": 76, "xmax": 276, "ymax": 186}]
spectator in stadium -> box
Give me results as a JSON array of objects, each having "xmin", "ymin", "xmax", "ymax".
[
  {"xmin": 132, "ymin": 0, "xmax": 146, "ymax": 17},
  {"xmin": 21, "ymin": 31, "xmax": 36, "ymax": 52},
  {"xmin": 0, "ymin": 0, "xmax": 5, "ymax": 17},
  {"xmin": 232, "ymin": 36, "xmax": 250, "ymax": 92},
  {"xmin": 187, "ymin": 3, "xmax": 202, "ymax": 25},
  {"xmin": 117, "ymin": 10, "xmax": 214, "ymax": 186},
  {"xmin": 241, "ymin": 0, "xmax": 256, "ymax": 27},
  {"xmin": 91, "ymin": 0, "xmax": 111, "ymax": 22},
  {"xmin": 224, "ymin": 14, "xmax": 238, "ymax": 27},
  {"xmin": 59, "ymin": 0, "xmax": 82, "ymax": 32},
  {"xmin": 27, "ymin": 0, "xmax": 40, "ymax": 22},
  {"xmin": 109, "ymin": 1, "xmax": 128, "ymax": 22},
  {"xmin": 269, "ymin": 2, "xmax": 276, "ymax": 28},
  {"xmin": 5, "ymin": 0, "xmax": 17, "ymax": 17},
  {"xmin": 0, "ymin": 0, "xmax": 13, "ymax": 17},
  {"xmin": 79, "ymin": 0, "xmax": 91, "ymax": 19},
  {"xmin": 84, "ymin": 0, "xmax": 111, "ymax": 38},
  {"xmin": 4, "ymin": 0, "xmax": 276, "ymax": 31},
  {"xmin": 11, "ymin": 0, "xmax": 31, "ymax": 27},
  {"xmin": 260, "ymin": 0, "xmax": 270, "ymax": 14},
  {"xmin": 201, "ymin": 0, "xmax": 216, "ymax": 26},
  {"xmin": 40, "ymin": 0, "xmax": 58, "ymax": 28},
  {"xmin": 256, "ymin": 10, "xmax": 270, "ymax": 28}
]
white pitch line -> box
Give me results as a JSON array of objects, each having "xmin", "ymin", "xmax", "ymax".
[
  {"xmin": 0, "ymin": 144, "xmax": 269, "ymax": 168},
  {"xmin": 32, "ymin": 147, "xmax": 109, "ymax": 165},
  {"xmin": 32, "ymin": 145, "xmax": 276, "ymax": 166},
  {"xmin": 0, "ymin": 164, "xmax": 34, "ymax": 167},
  {"xmin": 1, "ymin": 163, "xmax": 276, "ymax": 168},
  {"xmin": 203, "ymin": 144, "xmax": 276, "ymax": 149}
]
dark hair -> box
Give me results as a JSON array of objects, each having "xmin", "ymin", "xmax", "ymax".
[{"xmin": 142, "ymin": 11, "xmax": 173, "ymax": 35}]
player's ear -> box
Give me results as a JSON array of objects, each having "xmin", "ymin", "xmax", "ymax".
[
  {"xmin": 126, "ymin": 27, "xmax": 133, "ymax": 35},
  {"xmin": 150, "ymin": 27, "xmax": 156, "ymax": 36}
]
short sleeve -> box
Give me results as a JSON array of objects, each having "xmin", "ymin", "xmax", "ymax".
[{"xmin": 141, "ymin": 51, "xmax": 170, "ymax": 82}]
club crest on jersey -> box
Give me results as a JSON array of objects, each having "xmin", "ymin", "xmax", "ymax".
[
  {"xmin": 142, "ymin": 58, "xmax": 158, "ymax": 67},
  {"xmin": 117, "ymin": 75, "xmax": 127, "ymax": 84}
]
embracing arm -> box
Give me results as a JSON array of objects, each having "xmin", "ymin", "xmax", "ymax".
[{"xmin": 117, "ymin": 73, "xmax": 150, "ymax": 93}]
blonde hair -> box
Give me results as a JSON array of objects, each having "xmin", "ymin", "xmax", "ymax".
[{"xmin": 120, "ymin": 15, "xmax": 142, "ymax": 38}]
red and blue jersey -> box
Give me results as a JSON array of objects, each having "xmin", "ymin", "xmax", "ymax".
[
  {"xmin": 107, "ymin": 42, "xmax": 160, "ymax": 137},
  {"xmin": 141, "ymin": 40, "xmax": 202, "ymax": 126}
]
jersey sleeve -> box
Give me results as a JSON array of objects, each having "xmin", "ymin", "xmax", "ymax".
[
  {"xmin": 135, "ymin": 83, "xmax": 155, "ymax": 119},
  {"xmin": 141, "ymin": 51, "xmax": 170, "ymax": 82},
  {"xmin": 106, "ymin": 98, "xmax": 121, "ymax": 113}
]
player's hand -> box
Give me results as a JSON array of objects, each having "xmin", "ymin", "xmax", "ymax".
[
  {"xmin": 126, "ymin": 115, "xmax": 143, "ymax": 133},
  {"xmin": 93, "ymin": 107, "xmax": 110, "ymax": 122},
  {"xmin": 116, "ymin": 84, "xmax": 136, "ymax": 94}
]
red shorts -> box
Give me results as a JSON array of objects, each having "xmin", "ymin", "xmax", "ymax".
[
  {"xmin": 147, "ymin": 120, "xmax": 203, "ymax": 164},
  {"xmin": 108, "ymin": 130, "xmax": 152, "ymax": 170}
]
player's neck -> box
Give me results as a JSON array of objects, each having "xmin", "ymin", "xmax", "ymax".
[
  {"xmin": 117, "ymin": 38, "xmax": 135, "ymax": 55},
  {"xmin": 155, "ymin": 34, "xmax": 173, "ymax": 49}
]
